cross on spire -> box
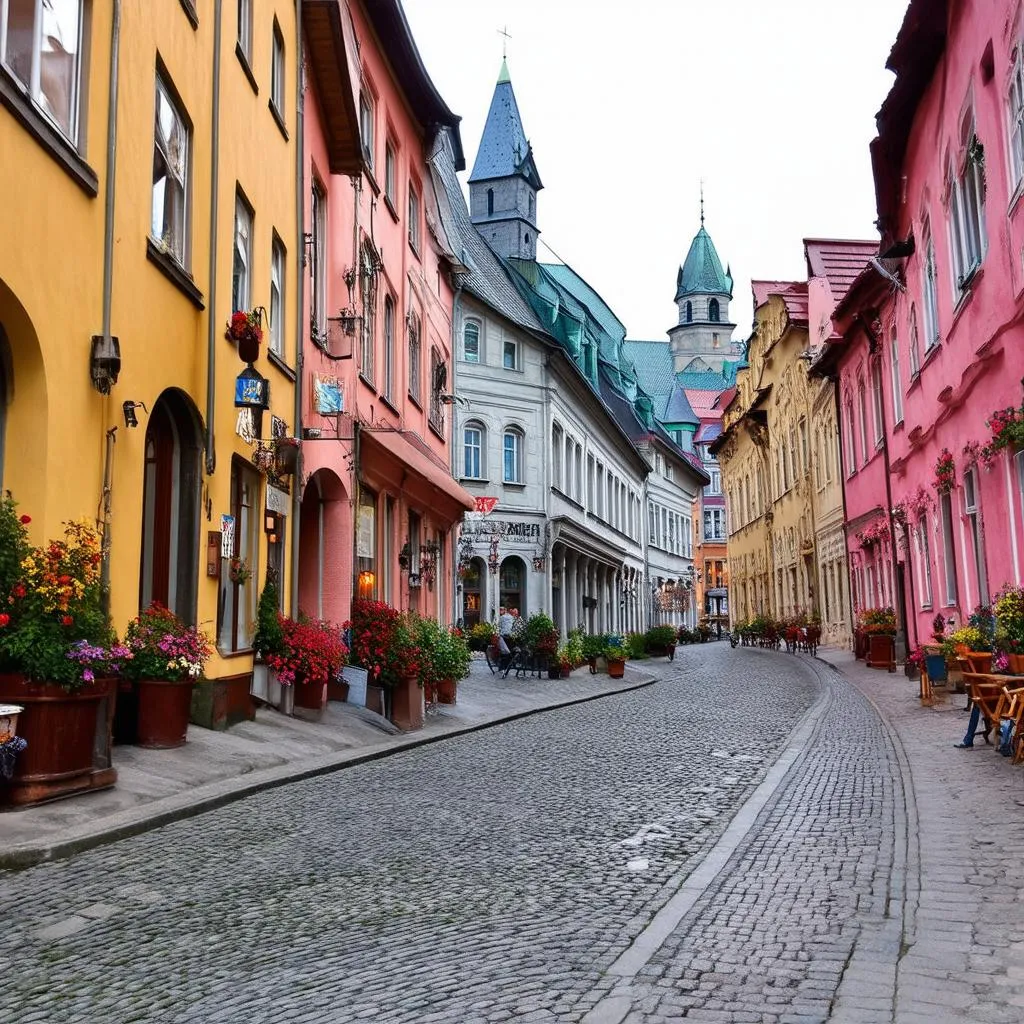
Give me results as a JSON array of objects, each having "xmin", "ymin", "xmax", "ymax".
[
  {"xmin": 700, "ymin": 179, "xmax": 705, "ymax": 226},
  {"xmin": 498, "ymin": 25, "xmax": 512, "ymax": 59}
]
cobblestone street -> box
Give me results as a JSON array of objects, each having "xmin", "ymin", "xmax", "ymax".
[{"xmin": 1, "ymin": 645, "xmax": 1020, "ymax": 1023}]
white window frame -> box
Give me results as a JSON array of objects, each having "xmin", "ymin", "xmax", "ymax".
[
  {"xmin": 237, "ymin": 0, "xmax": 252, "ymax": 61},
  {"xmin": 921, "ymin": 226, "xmax": 940, "ymax": 349},
  {"xmin": 463, "ymin": 320, "xmax": 481, "ymax": 363},
  {"xmin": 407, "ymin": 311, "xmax": 420, "ymax": 402},
  {"xmin": 311, "ymin": 180, "xmax": 327, "ymax": 345},
  {"xmin": 383, "ymin": 293, "xmax": 395, "ymax": 400},
  {"xmin": 946, "ymin": 107, "xmax": 986, "ymax": 296},
  {"xmin": 232, "ymin": 192, "xmax": 253, "ymax": 313},
  {"xmin": 916, "ymin": 515, "xmax": 934, "ymax": 609},
  {"xmin": 1010, "ymin": 42, "xmax": 1024, "ymax": 194},
  {"xmin": 939, "ymin": 490, "xmax": 957, "ymax": 606},
  {"xmin": 964, "ymin": 468, "xmax": 990, "ymax": 605},
  {"xmin": 857, "ymin": 383, "xmax": 869, "ymax": 465},
  {"xmin": 359, "ymin": 90, "xmax": 375, "ymax": 171},
  {"xmin": 269, "ymin": 236, "xmax": 285, "ymax": 357},
  {"xmin": 908, "ymin": 307, "xmax": 921, "ymax": 377},
  {"xmin": 551, "ymin": 424, "xmax": 563, "ymax": 490},
  {"xmin": 151, "ymin": 72, "xmax": 191, "ymax": 267},
  {"xmin": 385, "ymin": 139, "xmax": 397, "ymax": 205},
  {"xmin": 270, "ymin": 20, "xmax": 285, "ymax": 117},
  {"xmin": 502, "ymin": 338, "xmax": 518, "ymax": 370},
  {"xmin": 502, "ymin": 428, "xmax": 523, "ymax": 484},
  {"xmin": 844, "ymin": 398, "xmax": 856, "ymax": 476},
  {"xmin": 408, "ymin": 184, "xmax": 421, "ymax": 253},
  {"xmin": 0, "ymin": 0, "xmax": 85, "ymax": 143},
  {"xmin": 463, "ymin": 424, "xmax": 484, "ymax": 479},
  {"xmin": 890, "ymin": 329, "xmax": 903, "ymax": 424},
  {"xmin": 871, "ymin": 360, "xmax": 884, "ymax": 444}
]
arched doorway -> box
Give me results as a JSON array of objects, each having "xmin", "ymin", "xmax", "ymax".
[
  {"xmin": 138, "ymin": 389, "xmax": 203, "ymax": 625},
  {"xmin": 298, "ymin": 468, "xmax": 350, "ymax": 623},
  {"xmin": 500, "ymin": 555, "xmax": 527, "ymax": 619},
  {"xmin": 461, "ymin": 555, "xmax": 487, "ymax": 628}
]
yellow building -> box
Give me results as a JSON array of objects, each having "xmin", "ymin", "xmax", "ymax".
[{"xmin": 0, "ymin": 1, "xmax": 298, "ymax": 717}]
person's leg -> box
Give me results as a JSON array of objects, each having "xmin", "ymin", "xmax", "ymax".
[{"xmin": 955, "ymin": 702, "xmax": 982, "ymax": 747}]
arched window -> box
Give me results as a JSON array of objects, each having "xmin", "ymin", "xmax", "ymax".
[
  {"xmin": 503, "ymin": 427, "xmax": 524, "ymax": 483},
  {"xmin": 463, "ymin": 421, "xmax": 485, "ymax": 479},
  {"xmin": 685, "ymin": 300, "xmax": 693, "ymax": 323},
  {"xmin": 708, "ymin": 298, "xmax": 720, "ymax": 322},
  {"xmin": 463, "ymin": 319, "xmax": 480, "ymax": 363},
  {"xmin": 487, "ymin": 188, "xmax": 494, "ymax": 216},
  {"xmin": 552, "ymin": 422, "xmax": 563, "ymax": 490}
]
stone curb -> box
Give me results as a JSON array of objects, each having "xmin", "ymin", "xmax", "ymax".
[{"xmin": 0, "ymin": 673, "xmax": 657, "ymax": 872}]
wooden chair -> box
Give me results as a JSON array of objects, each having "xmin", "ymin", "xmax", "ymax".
[{"xmin": 961, "ymin": 673, "xmax": 1020, "ymax": 740}]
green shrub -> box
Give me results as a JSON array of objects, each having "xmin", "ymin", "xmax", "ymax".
[{"xmin": 646, "ymin": 625, "xmax": 677, "ymax": 648}]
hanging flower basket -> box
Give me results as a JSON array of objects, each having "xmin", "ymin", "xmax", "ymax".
[
  {"xmin": 988, "ymin": 403, "xmax": 1024, "ymax": 454},
  {"xmin": 226, "ymin": 309, "xmax": 263, "ymax": 364},
  {"xmin": 932, "ymin": 448, "xmax": 956, "ymax": 493},
  {"xmin": 229, "ymin": 558, "xmax": 253, "ymax": 586}
]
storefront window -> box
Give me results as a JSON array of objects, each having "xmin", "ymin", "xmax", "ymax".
[
  {"xmin": 356, "ymin": 486, "xmax": 377, "ymax": 598},
  {"xmin": 218, "ymin": 458, "xmax": 259, "ymax": 652}
]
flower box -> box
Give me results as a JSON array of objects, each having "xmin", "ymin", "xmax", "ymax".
[{"xmin": 0, "ymin": 675, "xmax": 117, "ymax": 807}]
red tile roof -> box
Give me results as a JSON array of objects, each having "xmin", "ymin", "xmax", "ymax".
[
  {"xmin": 751, "ymin": 280, "xmax": 809, "ymax": 327},
  {"xmin": 804, "ymin": 238, "xmax": 878, "ymax": 305}
]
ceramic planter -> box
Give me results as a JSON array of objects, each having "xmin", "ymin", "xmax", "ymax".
[
  {"xmin": 390, "ymin": 675, "xmax": 424, "ymax": 732},
  {"xmin": 0, "ymin": 675, "xmax": 117, "ymax": 806},
  {"xmin": 137, "ymin": 678, "xmax": 195, "ymax": 748},
  {"xmin": 608, "ymin": 659, "xmax": 626, "ymax": 679}
]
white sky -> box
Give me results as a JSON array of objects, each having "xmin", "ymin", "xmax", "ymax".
[{"xmin": 402, "ymin": 0, "xmax": 910, "ymax": 344}]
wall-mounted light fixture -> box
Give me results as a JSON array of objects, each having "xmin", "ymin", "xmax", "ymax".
[
  {"xmin": 122, "ymin": 400, "xmax": 148, "ymax": 429},
  {"xmin": 357, "ymin": 570, "xmax": 375, "ymax": 597}
]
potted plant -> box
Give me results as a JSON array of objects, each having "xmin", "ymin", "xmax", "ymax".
[
  {"xmin": 347, "ymin": 599, "xmax": 402, "ymax": 716},
  {"xmin": 467, "ymin": 622, "xmax": 495, "ymax": 652},
  {"xmin": 226, "ymin": 308, "xmax": 263, "ymax": 364},
  {"xmin": 558, "ymin": 649, "xmax": 572, "ymax": 678},
  {"xmin": 266, "ymin": 617, "xmax": 347, "ymax": 712},
  {"xmin": 860, "ymin": 608, "xmax": 897, "ymax": 672},
  {"xmin": 525, "ymin": 612, "xmax": 559, "ymax": 671},
  {"xmin": 433, "ymin": 627, "xmax": 470, "ymax": 704},
  {"xmin": 933, "ymin": 447, "xmax": 956, "ymax": 494},
  {"xmin": 0, "ymin": 501, "xmax": 121, "ymax": 806},
  {"xmin": 582, "ymin": 632, "xmax": 605, "ymax": 674},
  {"xmin": 229, "ymin": 557, "xmax": 253, "ymax": 586},
  {"xmin": 123, "ymin": 603, "xmax": 213, "ymax": 748},
  {"xmin": 931, "ymin": 612, "xmax": 947, "ymax": 644},
  {"xmin": 604, "ymin": 642, "xmax": 627, "ymax": 679},
  {"xmin": 251, "ymin": 574, "xmax": 287, "ymax": 707},
  {"xmin": 995, "ymin": 585, "xmax": 1024, "ymax": 674},
  {"xmin": 388, "ymin": 614, "xmax": 426, "ymax": 731},
  {"xmin": 645, "ymin": 624, "xmax": 678, "ymax": 658},
  {"xmin": 905, "ymin": 646, "xmax": 924, "ymax": 681}
]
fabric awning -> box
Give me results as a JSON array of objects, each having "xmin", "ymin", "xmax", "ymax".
[{"xmin": 361, "ymin": 428, "xmax": 475, "ymax": 522}]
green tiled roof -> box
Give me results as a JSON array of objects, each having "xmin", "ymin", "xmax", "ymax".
[{"xmin": 675, "ymin": 226, "xmax": 733, "ymax": 300}]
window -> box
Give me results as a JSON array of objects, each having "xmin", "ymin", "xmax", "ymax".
[
  {"xmin": 964, "ymin": 468, "xmax": 989, "ymax": 605},
  {"xmin": 408, "ymin": 184, "xmax": 420, "ymax": 253},
  {"xmin": 857, "ymin": 383, "xmax": 868, "ymax": 465},
  {"xmin": 1010, "ymin": 44, "xmax": 1024, "ymax": 191},
  {"xmin": 503, "ymin": 428, "xmax": 523, "ymax": 483},
  {"xmin": 871, "ymin": 361, "xmax": 884, "ymax": 444},
  {"xmin": 383, "ymin": 295, "xmax": 395, "ymax": 400},
  {"xmin": 890, "ymin": 329, "xmax": 903, "ymax": 424},
  {"xmin": 463, "ymin": 424, "xmax": 483, "ymax": 479},
  {"xmin": 940, "ymin": 491, "xmax": 957, "ymax": 606},
  {"xmin": 232, "ymin": 192, "xmax": 252, "ymax": 313},
  {"xmin": 552, "ymin": 424, "xmax": 563, "ymax": 490},
  {"xmin": 385, "ymin": 140, "xmax": 396, "ymax": 204},
  {"xmin": 487, "ymin": 188, "xmax": 494, "ymax": 216},
  {"xmin": 407, "ymin": 311, "xmax": 420, "ymax": 401},
  {"xmin": 845, "ymin": 397, "xmax": 856, "ymax": 475},
  {"xmin": 916, "ymin": 515, "xmax": 934, "ymax": 608},
  {"xmin": 428, "ymin": 348, "xmax": 445, "ymax": 434},
  {"xmin": 237, "ymin": 0, "xmax": 252, "ymax": 60},
  {"xmin": 708, "ymin": 298, "xmax": 720, "ymax": 322},
  {"xmin": 908, "ymin": 307, "xmax": 921, "ymax": 377},
  {"xmin": 269, "ymin": 237, "xmax": 285, "ymax": 356},
  {"xmin": 704, "ymin": 509, "xmax": 725, "ymax": 541},
  {"xmin": 311, "ymin": 181, "xmax": 327, "ymax": 344},
  {"xmin": 502, "ymin": 339, "xmax": 518, "ymax": 370},
  {"xmin": 685, "ymin": 301, "xmax": 693, "ymax": 323},
  {"xmin": 359, "ymin": 243, "xmax": 377, "ymax": 381},
  {"xmin": 270, "ymin": 20, "xmax": 285, "ymax": 117},
  {"xmin": 947, "ymin": 108, "xmax": 986, "ymax": 293},
  {"xmin": 921, "ymin": 225, "xmax": 940, "ymax": 348},
  {"xmin": 359, "ymin": 91, "xmax": 374, "ymax": 170},
  {"xmin": 707, "ymin": 469, "xmax": 721, "ymax": 495},
  {"xmin": 2, "ymin": 0, "xmax": 84, "ymax": 142},
  {"xmin": 799, "ymin": 418, "xmax": 809, "ymax": 473},
  {"xmin": 151, "ymin": 74, "xmax": 191, "ymax": 266},
  {"xmin": 463, "ymin": 320, "xmax": 480, "ymax": 363}
]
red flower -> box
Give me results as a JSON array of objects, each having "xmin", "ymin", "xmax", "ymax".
[
  {"xmin": 12, "ymin": 583, "xmax": 24, "ymax": 598},
  {"xmin": 19, "ymin": 514, "xmax": 30, "ymax": 524},
  {"xmin": 0, "ymin": 614, "xmax": 9, "ymax": 627},
  {"xmin": 61, "ymin": 615, "xmax": 74, "ymax": 626}
]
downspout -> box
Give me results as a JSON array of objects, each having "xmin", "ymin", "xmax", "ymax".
[
  {"xmin": 641, "ymin": 472, "xmax": 650, "ymax": 632},
  {"xmin": 450, "ymin": 277, "xmax": 464, "ymax": 625},
  {"xmin": 290, "ymin": 0, "xmax": 305, "ymax": 618},
  {"xmin": 98, "ymin": 0, "xmax": 122, "ymax": 616},
  {"xmin": 205, "ymin": 0, "xmax": 223, "ymax": 476},
  {"xmin": 879, "ymin": 390, "xmax": 913, "ymax": 654}
]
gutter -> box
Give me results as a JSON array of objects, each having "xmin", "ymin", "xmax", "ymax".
[
  {"xmin": 290, "ymin": 0, "xmax": 305, "ymax": 618},
  {"xmin": 204, "ymin": 0, "xmax": 223, "ymax": 475}
]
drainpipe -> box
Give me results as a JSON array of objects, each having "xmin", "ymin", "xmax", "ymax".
[
  {"xmin": 205, "ymin": 0, "xmax": 223, "ymax": 476},
  {"xmin": 880, "ymin": 393, "xmax": 914, "ymax": 654},
  {"xmin": 641, "ymin": 473, "xmax": 650, "ymax": 632},
  {"xmin": 450, "ymin": 277, "xmax": 464, "ymax": 625},
  {"xmin": 290, "ymin": 0, "xmax": 305, "ymax": 618},
  {"xmin": 98, "ymin": 0, "xmax": 122, "ymax": 616}
]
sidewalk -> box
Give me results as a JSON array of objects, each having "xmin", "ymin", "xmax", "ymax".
[{"xmin": 0, "ymin": 659, "xmax": 657, "ymax": 870}]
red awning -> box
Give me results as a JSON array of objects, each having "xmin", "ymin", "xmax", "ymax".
[{"xmin": 361, "ymin": 428, "xmax": 474, "ymax": 522}]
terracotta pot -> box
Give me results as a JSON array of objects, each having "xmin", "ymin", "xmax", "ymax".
[
  {"xmin": 294, "ymin": 680, "xmax": 327, "ymax": 711},
  {"xmin": 137, "ymin": 678, "xmax": 195, "ymax": 748},
  {"xmin": 608, "ymin": 658, "xmax": 626, "ymax": 679},
  {"xmin": 390, "ymin": 675, "xmax": 424, "ymax": 732},
  {"xmin": 867, "ymin": 633, "xmax": 896, "ymax": 672},
  {"xmin": 1009, "ymin": 654, "xmax": 1024, "ymax": 675},
  {"xmin": 0, "ymin": 675, "xmax": 117, "ymax": 806},
  {"xmin": 436, "ymin": 678, "xmax": 457, "ymax": 705}
]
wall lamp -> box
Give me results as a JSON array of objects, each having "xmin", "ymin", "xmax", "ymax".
[{"xmin": 122, "ymin": 400, "xmax": 148, "ymax": 429}]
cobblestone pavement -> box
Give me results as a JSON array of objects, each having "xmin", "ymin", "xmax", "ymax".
[{"xmin": 0, "ymin": 645, "xmax": 1014, "ymax": 1023}]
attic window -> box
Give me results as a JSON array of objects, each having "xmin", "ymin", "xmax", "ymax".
[{"xmin": 524, "ymin": 233, "xmax": 530, "ymax": 246}]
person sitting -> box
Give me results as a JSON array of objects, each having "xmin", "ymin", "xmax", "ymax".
[{"xmin": 497, "ymin": 606, "xmax": 514, "ymax": 672}]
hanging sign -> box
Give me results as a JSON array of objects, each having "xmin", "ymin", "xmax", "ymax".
[
  {"xmin": 266, "ymin": 485, "xmax": 290, "ymax": 516},
  {"xmin": 220, "ymin": 515, "xmax": 235, "ymax": 557},
  {"xmin": 474, "ymin": 497, "xmax": 498, "ymax": 515},
  {"xmin": 235, "ymin": 366, "xmax": 270, "ymax": 409},
  {"xmin": 313, "ymin": 373, "xmax": 344, "ymax": 414}
]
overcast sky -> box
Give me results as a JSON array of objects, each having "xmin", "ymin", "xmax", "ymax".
[{"xmin": 402, "ymin": 0, "xmax": 910, "ymax": 344}]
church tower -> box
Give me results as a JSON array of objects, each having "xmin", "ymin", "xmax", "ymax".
[
  {"xmin": 666, "ymin": 211, "xmax": 736, "ymax": 374},
  {"xmin": 468, "ymin": 60, "xmax": 543, "ymax": 261}
]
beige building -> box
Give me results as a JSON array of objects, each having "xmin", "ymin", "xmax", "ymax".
[{"xmin": 712, "ymin": 241, "xmax": 873, "ymax": 646}]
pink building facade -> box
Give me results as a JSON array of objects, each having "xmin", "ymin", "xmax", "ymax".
[
  {"xmin": 298, "ymin": 0, "xmax": 473, "ymax": 627},
  {"xmin": 823, "ymin": 0, "xmax": 1024, "ymax": 649}
]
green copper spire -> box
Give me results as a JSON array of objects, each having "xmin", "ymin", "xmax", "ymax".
[{"xmin": 498, "ymin": 58, "xmax": 510, "ymax": 84}]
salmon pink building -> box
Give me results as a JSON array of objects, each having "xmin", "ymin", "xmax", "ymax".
[
  {"xmin": 298, "ymin": 0, "xmax": 473, "ymax": 628},
  {"xmin": 820, "ymin": 0, "xmax": 1024, "ymax": 649}
]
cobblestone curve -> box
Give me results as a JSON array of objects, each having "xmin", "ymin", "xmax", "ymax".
[{"xmin": 0, "ymin": 645, "xmax": 821, "ymax": 1024}]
